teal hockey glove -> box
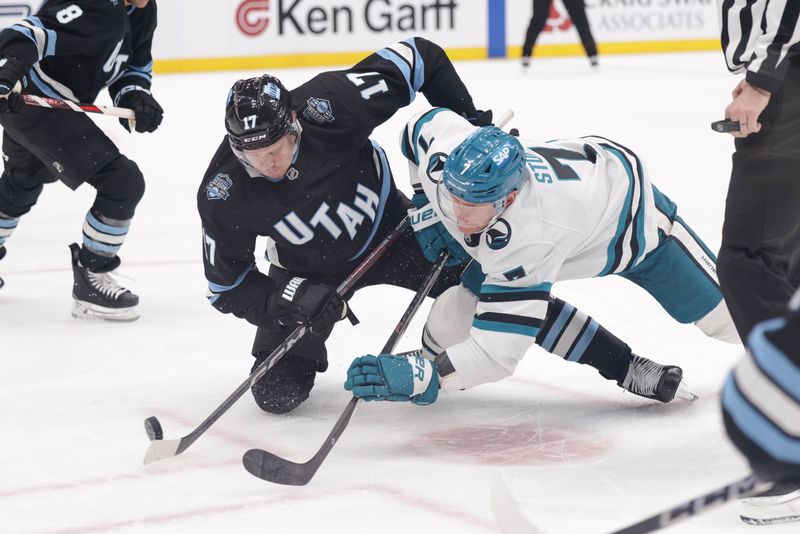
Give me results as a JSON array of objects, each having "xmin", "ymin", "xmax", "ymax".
[
  {"xmin": 344, "ymin": 353, "xmax": 439, "ymax": 405},
  {"xmin": 408, "ymin": 193, "xmax": 470, "ymax": 267}
]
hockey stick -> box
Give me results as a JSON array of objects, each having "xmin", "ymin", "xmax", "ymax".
[
  {"xmin": 609, "ymin": 474, "xmax": 766, "ymax": 534},
  {"xmin": 242, "ymin": 250, "xmax": 450, "ymax": 485},
  {"xmin": 19, "ymin": 93, "xmax": 135, "ymax": 120},
  {"xmin": 142, "ymin": 216, "xmax": 410, "ymax": 465}
]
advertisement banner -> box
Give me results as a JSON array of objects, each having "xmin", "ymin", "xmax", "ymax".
[
  {"xmin": 0, "ymin": 1, "xmax": 723, "ymax": 72},
  {"xmin": 155, "ymin": 0, "xmax": 486, "ymax": 63},
  {"xmin": 506, "ymin": 0, "xmax": 719, "ymax": 55}
]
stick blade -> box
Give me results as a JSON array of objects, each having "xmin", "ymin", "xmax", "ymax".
[
  {"xmin": 242, "ymin": 448, "xmax": 312, "ymax": 486},
  {"xmin": 143, "ymin": 438, "xmax": 182, "ymax": 465}
]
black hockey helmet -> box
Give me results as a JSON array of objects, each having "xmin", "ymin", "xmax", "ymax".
[{"xmin": 225, "ymin": 75, "xmax": 293, "ymax": 151}]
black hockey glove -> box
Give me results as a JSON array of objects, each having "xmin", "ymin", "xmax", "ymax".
[
  {"xmin": 116, "ymin": 88, "xmax": 163, "ymax": 133},
  {"xmin": 468, "ymin": 109, "xmax": 494, "ymax": 127},
  {"xmin": 268, "ymin": 277, "xmax": 348, "ymax": 333},
  {"xmin": 0, "ymin": 57, "xmax": 24, "ymax": 114}
]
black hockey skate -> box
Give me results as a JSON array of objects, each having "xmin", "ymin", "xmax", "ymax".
[
  {"xmin": 618, "ymin": 354, "xmax": 694, "ymax": 403},
  {"xmin": 70, "ymin": 243, "xmax": 139, "ymax": 322}
]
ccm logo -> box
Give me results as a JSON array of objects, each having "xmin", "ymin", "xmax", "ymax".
[{"xmin": 237, "ymin": 0, "xmax": 270, "ymax": 37}]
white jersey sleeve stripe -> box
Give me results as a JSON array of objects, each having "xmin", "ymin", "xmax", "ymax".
[{"xmin": 594, "ymin": 142, "xmax": 647, "ymax": 275}]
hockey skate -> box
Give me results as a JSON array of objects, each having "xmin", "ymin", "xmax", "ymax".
[
  {"xmin": 618, "ymin": 354, "xmax": 697, "ymax": 403},
  {"xmin": 740, "ymin": 481, "xmax": 800, "ymax": 525},
  {"xmin": 70, "ymin": 243, "xmax": 139, "ymax": 322}
]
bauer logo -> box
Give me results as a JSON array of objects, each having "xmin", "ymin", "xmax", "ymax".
[{"xmin": 235, "ymin": 0, "xmax": 458, "ymax": 38}]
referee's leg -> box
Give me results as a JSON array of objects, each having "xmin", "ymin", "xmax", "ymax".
[
  {"xmin": 717, "ymin": 150, "xmax": 800, "ymax": 340},
  {"xmin": 718, "ymin": 62, "xmax": 800, "ymax": 340}
]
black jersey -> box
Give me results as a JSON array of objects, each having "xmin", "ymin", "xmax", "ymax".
[
  {"xmin": 198, "ymin": 37, "xmax": 477, "ymax": 327},
  {"xmin": 0, "ymin": 0, "xmax": 157, "ymax": 104}
]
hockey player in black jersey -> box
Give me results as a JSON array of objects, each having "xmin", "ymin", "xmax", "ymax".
[
  {"xmin": 199, "ymin": 37, "xmax": 691, "ymax": 415},
  {"xmin": 0, "ymin": 0, "xmax": 163, "ymax": 321}
]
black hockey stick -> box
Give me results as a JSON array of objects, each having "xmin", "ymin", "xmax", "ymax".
[
  {"xmin": 610, "ymin": 474, "xmax": 766, "ymax": 534},
  {"xmin": 242, "ymin": 250, "xmax": 450, "ymax": 485},
  {"xmin": 142, "ymin": 217, "xmax": 410, "ymax": 465}
]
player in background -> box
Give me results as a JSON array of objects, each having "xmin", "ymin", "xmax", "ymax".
[
  {"xmin": 722, "ymin": 288, "xmax": 800, "ymax": 525},
  {"xmin": 199, "ymin": 38, "xmax": 686, "ymax": 417},
  {"xmin": 0, "ymin": 0, "xmax": 163, "ymax": 321},
  {"xmin": 344, "ymin": 109, "xmax": 739, "ymax": 406}
]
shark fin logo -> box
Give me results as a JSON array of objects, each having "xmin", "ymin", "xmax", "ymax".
[
  {"xmin": 485, "ymin": 218, "xmax": 511, "ymax": 250},
  {"xmin": 426, "ymin": 152, "xmax": 447, "ymax": 184}
]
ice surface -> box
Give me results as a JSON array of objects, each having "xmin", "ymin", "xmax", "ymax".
[{"xmin": 2, "ymin": 52, "xmax": 793, "ymax": 533}]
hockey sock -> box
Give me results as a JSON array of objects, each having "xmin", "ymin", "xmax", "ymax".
[
  {"xmin": 0, "ymin": 211, "xmax": 19, "ymax": 249},
  {"xmin": 536, "ymin": 297, "xmax": 631, "ymax": 382},
  {"xmin": 80, "ymin": 209, "xmax": 130, "ymax": 271}
]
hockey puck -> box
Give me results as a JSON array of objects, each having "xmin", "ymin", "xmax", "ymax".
[{"xmin": 144, "ymin": 416, "xmax": 164, "ymax": 441}]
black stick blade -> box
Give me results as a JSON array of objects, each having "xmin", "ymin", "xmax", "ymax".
[{"xmin": 242, "ymin": 449, "xmax": 314, "ymax": 486}]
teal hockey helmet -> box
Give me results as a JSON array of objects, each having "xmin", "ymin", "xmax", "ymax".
[{"xmin": 442, "ymin": 126, "xmax": 526, "ymax": 204}]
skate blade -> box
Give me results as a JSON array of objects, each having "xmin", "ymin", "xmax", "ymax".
[
  {"xmin": 675, "ymin": 379, "xmax": 699, "ymax": 401},
  {"xmin": 71, "ymin": 300, "xmax": 140, "ymax": 322},
  {"xmin": 740, "ymin": 488, "xmax": 800, "ymax": 525}
]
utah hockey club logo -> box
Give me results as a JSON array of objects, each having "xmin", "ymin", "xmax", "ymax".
[
  {"xmin": 485, "ymin": 218, "xmax": 512, "ymax": 250},
  {"xmin": 302, "ymin": 97, "xmax": 335, "ymax": 124},
  {"xmin": 206, "ymin": 173, "xmax": 233, "ymax": 201}
]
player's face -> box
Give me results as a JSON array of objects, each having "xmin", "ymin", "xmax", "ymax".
[
  {"xmin": 243, "ymin": 135, "xmax": 297, "ymax": 180},
  {"xmin": 449, "ymin": 196, "xmax": 500, "ymax": 234},
  {"xmin": 437, "ymin": 185, "xmax": 517, "ymax": 234}
]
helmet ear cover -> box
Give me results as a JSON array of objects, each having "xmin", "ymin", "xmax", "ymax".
[
  {"xmin": 442, "ymin": 126, "xmax": 526, "ymax": 205},
  {"xmin": 225, "ymin": 75, "xmax": 294, "ymax": 152}
]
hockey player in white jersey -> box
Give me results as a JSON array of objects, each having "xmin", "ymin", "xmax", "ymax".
[{"xmin": 344, "ymin": 108, "xmax": 739, "ymax": 405}]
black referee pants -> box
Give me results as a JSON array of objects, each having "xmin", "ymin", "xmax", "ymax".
[
  {"xmin": 717, "ymin": 60, "xmax": 800, "ymax": 341},
  {"xmin": 522, "ymin": 0, "xmax": 597, "ymax": 59}
]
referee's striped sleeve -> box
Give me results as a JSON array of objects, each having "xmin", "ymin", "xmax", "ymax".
[{"xmin": 719, "ymin": 0, "xmax": 800, "ymax": 92}]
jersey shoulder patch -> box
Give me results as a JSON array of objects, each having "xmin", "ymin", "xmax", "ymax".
[{"xmin": 205, "ymin": 173, "xmax": 233, "ymax": 201}]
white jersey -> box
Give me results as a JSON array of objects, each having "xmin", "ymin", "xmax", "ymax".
[{"xmin": 402, "ymin": 108, "xmax": 666, "ymax": 389}]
